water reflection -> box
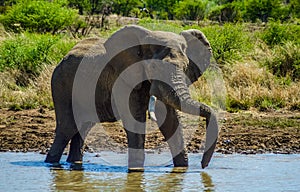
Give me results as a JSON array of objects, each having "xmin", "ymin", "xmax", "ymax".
[
  {"xmin": 152, "ymin": 167, "xmax": 187, "ymax": 191},
  {"xmin": 201, "ymin": 172, "xmax": 215, "ymax": 192},
  {"xmin": 4, "ymin": 153, "xmax": 300, "ymax": 191},
  {"xmin": 50, "ymin": 165, "xmax": 215, "ymax": 191},
  {"xmin": 124, "ymin": 172, "xmax": 144, "ymax": 191},
  {"xmin": 51, "ymin": 169, "xmax": 96, "ymax": 192}
]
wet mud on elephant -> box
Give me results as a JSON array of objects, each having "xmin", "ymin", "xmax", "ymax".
[{"xmin": 45, "ymin": 25, "xmax": 219, "ymax": 169}]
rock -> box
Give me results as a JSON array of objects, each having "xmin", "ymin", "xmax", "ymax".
[
  {"xmin": 257, "ymin": 149, "xmax": 265, "ymax": 154},
  {"xmin": 241, "ymin": 150, "xmax": 256, "ymax": 155}
]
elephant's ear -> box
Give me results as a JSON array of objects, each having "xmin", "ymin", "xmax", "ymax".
[{"xmin": 180, "ymin": 29, "xmax": 212, "ymax": 84}]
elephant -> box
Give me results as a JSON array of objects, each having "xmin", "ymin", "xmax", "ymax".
[{"xmin": 45, "ymin": 25, "xmax": 219, "ymax": 169}]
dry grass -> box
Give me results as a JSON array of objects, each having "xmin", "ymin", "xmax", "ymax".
[
  {"xmin": 191, "ymin": 59, "xmax": 300, "ymax": 112},
  {"xmin": 0, "ymin": 66, "xmax": 54, "ymax": 109}
]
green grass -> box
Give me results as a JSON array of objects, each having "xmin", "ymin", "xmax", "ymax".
[
  {"xmin": 236, "ymin": 113, "xmax": 300, "ymax": 129},
  {"xmin": 0, "ymin": 32, "xmax": 76, "ymax": 86},
  {"xmin": 138, "ymin": 18, "xmax": 184, "ymax": 34}
]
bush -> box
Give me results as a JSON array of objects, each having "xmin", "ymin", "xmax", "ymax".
[
  {"xmin": 208, "ymin": 2, "xmax": 243, "ymax": 23},
  {"xmin": 174, "ymin": 0, "xmax": 208, "ymax": 21},
  {"xmin": 0, "ymin": 0, "xmax": 77, "ymax": 33},
  {"xmin": 0, "ymin": 32, "xmax": 76, "ymax": 86},
  {"xmin": 254, "ymin": 96, "xmax": 285, "ymax": 111},
  {"xmin": 264, "ymin": 41, "xmax": 300, "ymax": 80},
  {"xmin": 113, "ymin": 0, "xmax": 142, "ymax": 17},
  {"xmin": 260, "ymin": 21, "xmax": 300, "ymax": 47},
  {"xmin": 243, "ymin": 0, "xmax": 289, "ymax": 22},
  {"xmin": 193, "ymin": 23, "xmax": 253, "ymax": 65},
  {"xmin": 290, "ymin": 0, "xmax": 300, "ymax": 19},
  {"xmin": 226, "ymin": 97, "xmax": 251, "ymax": 112}
]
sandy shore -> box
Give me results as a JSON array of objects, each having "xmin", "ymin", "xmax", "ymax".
[{"xmin": 0, "ymin": 108, "xmax": 299, "ymax": 155}]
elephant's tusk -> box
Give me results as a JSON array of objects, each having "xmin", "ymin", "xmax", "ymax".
[{"xmin": 148, "ymin": 95, "xmax": 157, "ymax": 121}]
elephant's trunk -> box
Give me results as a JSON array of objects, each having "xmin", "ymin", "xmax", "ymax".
[
  {"xmin": 150, "ymin": 67, "xmax": 219, "ymax": 168},
  {"xmin": 174, "ymin": 87, "xmax": 218, "ymax": 169}
]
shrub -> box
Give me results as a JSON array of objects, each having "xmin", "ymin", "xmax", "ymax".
[
  {"xmin": 264, "ymin": 41, "xmax": 300, "ymax": 80},
  {"xmin": 0, "ymin": 0, "xmax": 77, "ymax": 33},
  {"xmin": 243, "ymin": 0, "xmax": 289, "ymax": 22},
  {"xmin": 174, "ymin": 0, "xmax": 208, "ymax": 21},
  {"xmin": 112, "ymin": 0, "xmax": 142, "ymax": 17},
  {"xmin": 254, "ymin": 96, "xmax": 285, "ymax": 111},
  {"xmin": 289, "ymin": 0, "xmax": 300, "ymax": 19},
  {"xmin": 0, "ymin": 32, "xmax": 76, "ymax": 86},
  {"xmin": 226, "ymin": 96, "xmax": 251, "ymax": 112},
  {"xmin": 260, "ymin": 21, "xmax": 300, "ymax": 47},
  {"xmin": 208, "ymin": 2, "xmax": 243, "ymax": 23},
  {"xmin": 260, "ymin": 21, "xmax": 289, "ymax": 47},
  {"xmin": 194, "ymin": 23, "xmax": 253, "ymax": 65}
]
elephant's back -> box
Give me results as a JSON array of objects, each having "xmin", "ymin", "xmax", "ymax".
[
  {"xmin": 51, "ymin": 37, "xmax": 107, "ymax": 86},
  {"xmin": 67, "ymin": 37, "xmax": 106, "ymax": 58}
]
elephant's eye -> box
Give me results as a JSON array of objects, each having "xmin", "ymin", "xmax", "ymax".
[
  {"xmin": 169, "ymin": 52, "xmax": 176, "ymax": 59},
  {"xmin": 137, "ymin": 50, "xmax": 142, "ymax": 57},
  {"xmin": 181, "ymin": 44, "xmax": 186, "ymax": 52}
]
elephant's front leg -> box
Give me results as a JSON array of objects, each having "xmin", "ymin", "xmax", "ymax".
[
  {"xmin": 123, "ymin": 114, "xmax": 147, "ymax": 169},
  {"xmin": 122, "ymin": 93, "xmax": 148, "ymax": 170},
  {"xmin": 125, "ymin": 128, "xmax": 146, "ymax": 169},
  {"xmin": 156, "ymin": 103, "xmax": 188, "ymax": 167}
]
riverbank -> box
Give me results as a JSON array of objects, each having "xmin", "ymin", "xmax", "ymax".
[{"xmin": 0, "ymin": 108, "xmax": 299, "ymax": 155}]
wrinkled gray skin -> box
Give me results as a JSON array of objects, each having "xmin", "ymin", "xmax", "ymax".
[{"xmin": 45, "ymin": 25, "xmax": 218, "ymax": 169}]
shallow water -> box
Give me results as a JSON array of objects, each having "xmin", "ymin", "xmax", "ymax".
[{"xmin": 1, "ymin": 152, "xmax": 300, "ymax": 192}]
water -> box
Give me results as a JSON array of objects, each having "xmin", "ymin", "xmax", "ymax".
[{"xmin": 1, "ymin": 152, "xmax": 300, "ymax": 192}]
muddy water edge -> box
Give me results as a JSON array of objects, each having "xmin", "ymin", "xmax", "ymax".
[{"xmin": 0, "ymin": 108, "xmax": 299, "ymax": 154}]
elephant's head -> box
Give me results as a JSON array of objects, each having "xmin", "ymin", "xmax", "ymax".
[
  {"xmin": 147, "ymin": 29, "xmax": 218, "ymax": 169},
  {"xmin": 105, "ymin": 25, "xmax": 218, "ymax": 168}
]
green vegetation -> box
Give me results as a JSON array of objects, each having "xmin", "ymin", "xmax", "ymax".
[
  {"xmin": 264, "ymin": 42, "xmax": 300, "ymax": 80},
  {"xmin": 0, "ymin": 32, "xmax": 76, "ymax": 86},
  {"xmin": 0, "ymin": 0, "xmax": 78, "ymax": 33},
  {"xmin": 199, "ymin": 23, "xmax": 253, "ymax": 64},
  {"xmin": 233, "ymin": 112, "xmax": 300, "ymax": 129},
  {"xmin": 0, "ymin": 0, "xmax": 300, "ymax": 112}
]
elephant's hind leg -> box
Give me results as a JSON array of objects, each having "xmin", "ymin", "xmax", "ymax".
[
  {"xmin": 45, "ymin": 115, "xmax": 77, "ymax": 163},
  {"xmin": 45, "ymin": 131, "xmax": 71, "ymax": 163},
  {"xmin": 67, "ymin": 122, "xmax": 95, "ymax": 163}
]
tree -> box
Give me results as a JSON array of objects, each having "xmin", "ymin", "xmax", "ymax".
[
  {"xmin": 289, "ymin": 0, "xmax": 300, "ymax": 18},
  {"xmin": 244, "ymin": 0, "xmax": 283, "ymax": 22},
  {"xmin": 208, "ymin": 1, "xmax": 243, "ymax": 23},
  {"xmin": 146, "ymin": 0, "xmax": 179, "ymax": 19},
  {"xmin": 174, "ymin": 0, "xmax": 208, "ymax": 21},
  {"xmin": 112, "ymin": 0, "xmax": 142, "ymax": 17},
  {"xmin": 68, "ymin": 0, "xmax": 91, "ymax": 15}
]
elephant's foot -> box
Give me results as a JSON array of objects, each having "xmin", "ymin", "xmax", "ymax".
[
  {"xmin": 67, "ymin": 132, "xmax": 84, "ymax": 163},
  {"xmin": 173, "ymin": 151, "xmax": 188, "ymax": 167},
  {"xmin": 70, "ymin": 161, "xmax": 83, "ymax": 170},
  {"xmin": 66, "ymin": 153, "xmax": 83, "ymax": 163},
  {"xmin": 128, "ymin": 167, "xmax": 145, "ymax": 173},
  {"xmin": 128, "ymin": 148, "xmax": 145, "ymax": 169},
  {"xmin": 45, "ymin": 153, "xmax": 62, "ymax": 164},
  {"xmin": 45, "ymin": 133, "xmax": 70, "ymax": 164}
]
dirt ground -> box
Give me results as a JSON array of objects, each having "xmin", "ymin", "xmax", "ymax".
[{"xmin": 0, "ymin": 108, "xmax": 299, "ymax": 155}]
